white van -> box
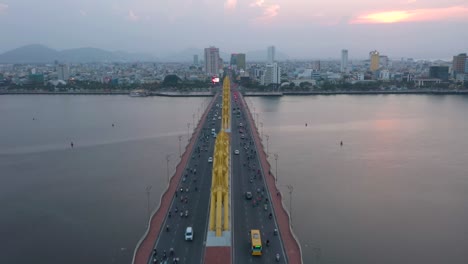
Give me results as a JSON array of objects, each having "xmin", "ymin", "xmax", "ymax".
[
  {"xmin": 185, "ymin": 227, "xmax": 193, "ymax": 241},
  {"xmin": 211, "ymin": 128, "xmax": 215, "ymax": 134}
]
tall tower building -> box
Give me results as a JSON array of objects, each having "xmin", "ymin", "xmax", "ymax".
[
  {"xmin": 56, "ymin": 64, "xmax": 69, "ymax": 81},
  {"xmin": 267, "ymin": 46, "xmax": 275, "ymax": 63},
  {"xmin": 204, "ymin": 47, "xmax": 220, "ymax": 76},
  {"xmin": 452, "ymin": 53, "xmax": 467, "ymax": 74},
  {"xmin": 341, "ymin": 49, "xmax": 348, "ymax": 73},
  {"xmin": 193, "ymin": 55, "xmax": 199, "ymax": 66},
  {"xmin": 369, "ymin": 50, "xmax": 380, "ymax": 72},
  {"xmin": 262, "ymin": 62, "xmax": 281, "ymax": 86},
  {"xmin": 237, "ymin": 53, "xmax": 246, "ymax": 70}
]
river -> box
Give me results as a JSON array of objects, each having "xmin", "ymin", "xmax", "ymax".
[{"xmin": 1, "ymin": 94, "xmax": 467, "ymax": 264}]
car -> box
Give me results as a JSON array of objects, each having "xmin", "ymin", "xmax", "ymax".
[
  {"xmin": 208, "ymin": 157, "xmax": 213, "ymax": 163},
  {"xmin": 212, "ymin": 117, "xmax": 216, "ymax": 121},
  {"xmin": 185, "ymin": 210, "xmax": 189, "ymax": 217},
  {"xmin": 185, "ymin": 227, "xmax": 193, "ymax": 241},
  {"xmin": 218, "ymin": 116, "xmax": 221, "ymax": 120},
  {"xmin": 245, "ymin": 192, "xmax": 253, "ymax": 200},
  {"xmin": 234, "ymin": 149, "xmax": 240, "ymax": 155}
]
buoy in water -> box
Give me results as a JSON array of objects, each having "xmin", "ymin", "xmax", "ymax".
[
  {"xmin": 340, "ymin": 141, "xmax": 343, "ymax": 146},
  {"xmin": 71, "ymin": 142, "xmax": 74, "ymax": 148}
]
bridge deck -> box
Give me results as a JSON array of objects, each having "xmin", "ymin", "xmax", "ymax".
[
  {"xmin": 132, "ymin": 94, "xmax": 218, "ymax": 264},
  {"xmin": 239, "ymin": 91, "xmax": 303, "ymax": 264}
]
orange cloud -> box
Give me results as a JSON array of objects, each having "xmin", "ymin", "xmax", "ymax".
[
  {"xmin": 351, "ymin": 6, "xmax": 468, "ymax": 24},
  {"xmin": 225, "ymin": 0, "xmax": 237, "ymax": 10}
]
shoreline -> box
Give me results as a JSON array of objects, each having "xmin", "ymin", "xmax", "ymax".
[{"xmin": 1, "ymin": 90, "xmax": 468, "ymax": 97}]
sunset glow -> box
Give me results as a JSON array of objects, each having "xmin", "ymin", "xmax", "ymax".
[{"xmin": 351, "ymin": 6, "xmax": 468, "ymax": 24}]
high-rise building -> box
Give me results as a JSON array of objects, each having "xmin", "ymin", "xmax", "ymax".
[
  {"xmin": 230, "ymin": 54, "xmax": 237, "ymax": 66},
  {"xmin": 193, "ymin": 55, "xmax": 198, "ymax": 66},
  {"xmin": 267, "ymin": 46, "xmax": 275, "ymax": 63},
  {"xmin": 204, "ymin": 47, "xmax": 220, "ymax": 76},
  {"xmin": 452, "ymin": 53, "xmax": 467, "ymax": 74},
  {"xmin": 56, "ymin": 64, "xmax": 69, "ymax": 81},
  {"xmin": 262, "ymin": 62, "xmax": 281, "ymax": 86},
  {"xmin": 369, "ymin": 50, "xmax": 380, "ymax": 71},
  {"xmin": 465, "ymin": 58, "xmax": 468, "ymax": 73},
  {"xmin": 429, "ymin": 66, "xmax": 449, "ymax": 81},
  {"xmin": 341, "ymin": 49, "xmax": 348, "ymax": 73},
  {"xmin": 379, "ymin": 55, "xmax": 389, "ymax": 68},
  {"xmin": 237, "ymin": 53, "xmax": 246, "ymax": 70}
]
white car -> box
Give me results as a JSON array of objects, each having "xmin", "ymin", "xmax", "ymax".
[
  {"xmin": 185, "ymin": 227, "xmax": 193, "ymax": 241},
  {"xmin": 234, "ymin": 149, "xmax": 240, "ymax": 155},
  {"xmin": 208, "ymin": 157, "xmax": 213, "ymax": 163},
  {"xmin": 218, "ymin": 116, "xmax": 221, "ymax": 120}
]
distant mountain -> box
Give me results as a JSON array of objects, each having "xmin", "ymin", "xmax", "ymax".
[
  {"xmin": 0, "ymin": 44, "xmax": 61, "ymax": 63},
  {"xmin": 0, "ymin": 44, "xmax": 158, "ymax": 63}
]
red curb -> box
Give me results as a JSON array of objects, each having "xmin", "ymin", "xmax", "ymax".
[
  {"xmin": 133, "ymin": 94, "xmax": 219, "ymax": 264},
  {"xmin": 204, "ymin": 247, "xmax": 232, "ymax": 264},
  {"xmin": 239, "ymin": 93, "xmax": 303, "ymax": 264}
]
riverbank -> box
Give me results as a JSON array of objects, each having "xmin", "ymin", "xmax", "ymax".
[{"xmin": 2, "ymin": 89, "xmax": 468, "ymax": 96}]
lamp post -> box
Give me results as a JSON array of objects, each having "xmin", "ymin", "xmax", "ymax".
[
  {"xmin": 178, "ymin": 135, "xmax": 182, "ymax": 158},
  {"xmin": 187, "ymin": 123, "xmax": 191, "ymax": 142},
  {"xmin": 145, "ymin": 185, "xmax": 152, "ymax": 226},
  {"xmin": 274, "ymin": 153, "xmax": 279, "ymax": 183},
  {"xmin": 165, "ymin": 154, "xmax": 171, "ymax": 183},
  {"xmin": 286, "ymin": 184, "xmax": 294, "ymax": 226},
  {"xmin": 260, "ymin": 122, "xmax": 263, "ymax": 139},
  {"xmin": 265, "ymin": 134, "xmax": 269, "ymax": 157}
]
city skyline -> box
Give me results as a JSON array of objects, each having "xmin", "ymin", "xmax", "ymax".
[{"xmin": 0, "ymin": 0, "xmax": 467, "ymax": 59}]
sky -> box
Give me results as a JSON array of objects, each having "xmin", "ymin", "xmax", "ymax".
[{"xmin": 0, "ymin": 0, "xmax": 467, "ymax": 59}]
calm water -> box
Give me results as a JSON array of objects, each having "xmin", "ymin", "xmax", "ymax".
[
  {"xmin": 0, "ymin": 95, "xmax": 210, "ymax": 264},
  {"xmin": 247, "ymin": 95, "xmax": 468, "ymax": 264},
  {"xmin": 1, "ymin": 94, "xmax": 468, "ymax": 264}
]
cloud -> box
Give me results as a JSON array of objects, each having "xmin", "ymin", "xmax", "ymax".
[
  {"xmin": 0, "ymin": 3, "xmax": 8, "ymax": 14},
  {"xmin": 257, "ymin": 4, "xmax": 280, "ymax": 21},
  {"xmin": 351, "ymin": 5, "xmax": 468, "ymax": 24},
  {"xmin": 126, "ymin": 10, "xmax": 139, "ymax": 22},
  {"xmin": 79, "ymin": 10, "xmax": 88, "ymax": 17},
  {"xmin": 250, "ymin": 0, "xmax": 279, "ymax": 22},
  {"xmin": 225, "ymin": 0, "xmax": 237, "ymax": 10},
  {"xmin": 250, "ymin": 0, "xmax": 265, "ymax": 7}
]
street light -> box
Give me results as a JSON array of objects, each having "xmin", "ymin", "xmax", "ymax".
[
  {"xmin": 259, "ymin": 122, "xmax": 263, "ymax": 139},
  {"xmin": 187, "ymin": 123, "xmax": 191, "ymax": 142},
  {"xmin": 274, "ymin": 153, "xmax": 279, "ymax": 183},
  {"xmin": 265, "ymin": 134, "xmax": 269, "ymax": 157},
  {"xmin": 145, "ymin": 185, "xmax": 152, "ymax": 226},
  {"xmin": 178, "ymin": 135, "xmax": 182, "ymax": 158},
  {"xmin": 165, "ymin": 154, "xmax": 171, "ymax": 183}
]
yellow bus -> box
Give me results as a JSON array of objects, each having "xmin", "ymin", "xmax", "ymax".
[{"xmin": 250, "ymin": 229, "xmax": 262, "ymax": 256}]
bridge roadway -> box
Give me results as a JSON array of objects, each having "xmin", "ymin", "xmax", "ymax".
[
  {"xmin": 148, "ymin": 95, "xmax": 223, "ymax": 264},
  {"xmin": 231, "ymin": 90, "xmax": 288, "ymax": 263}
]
